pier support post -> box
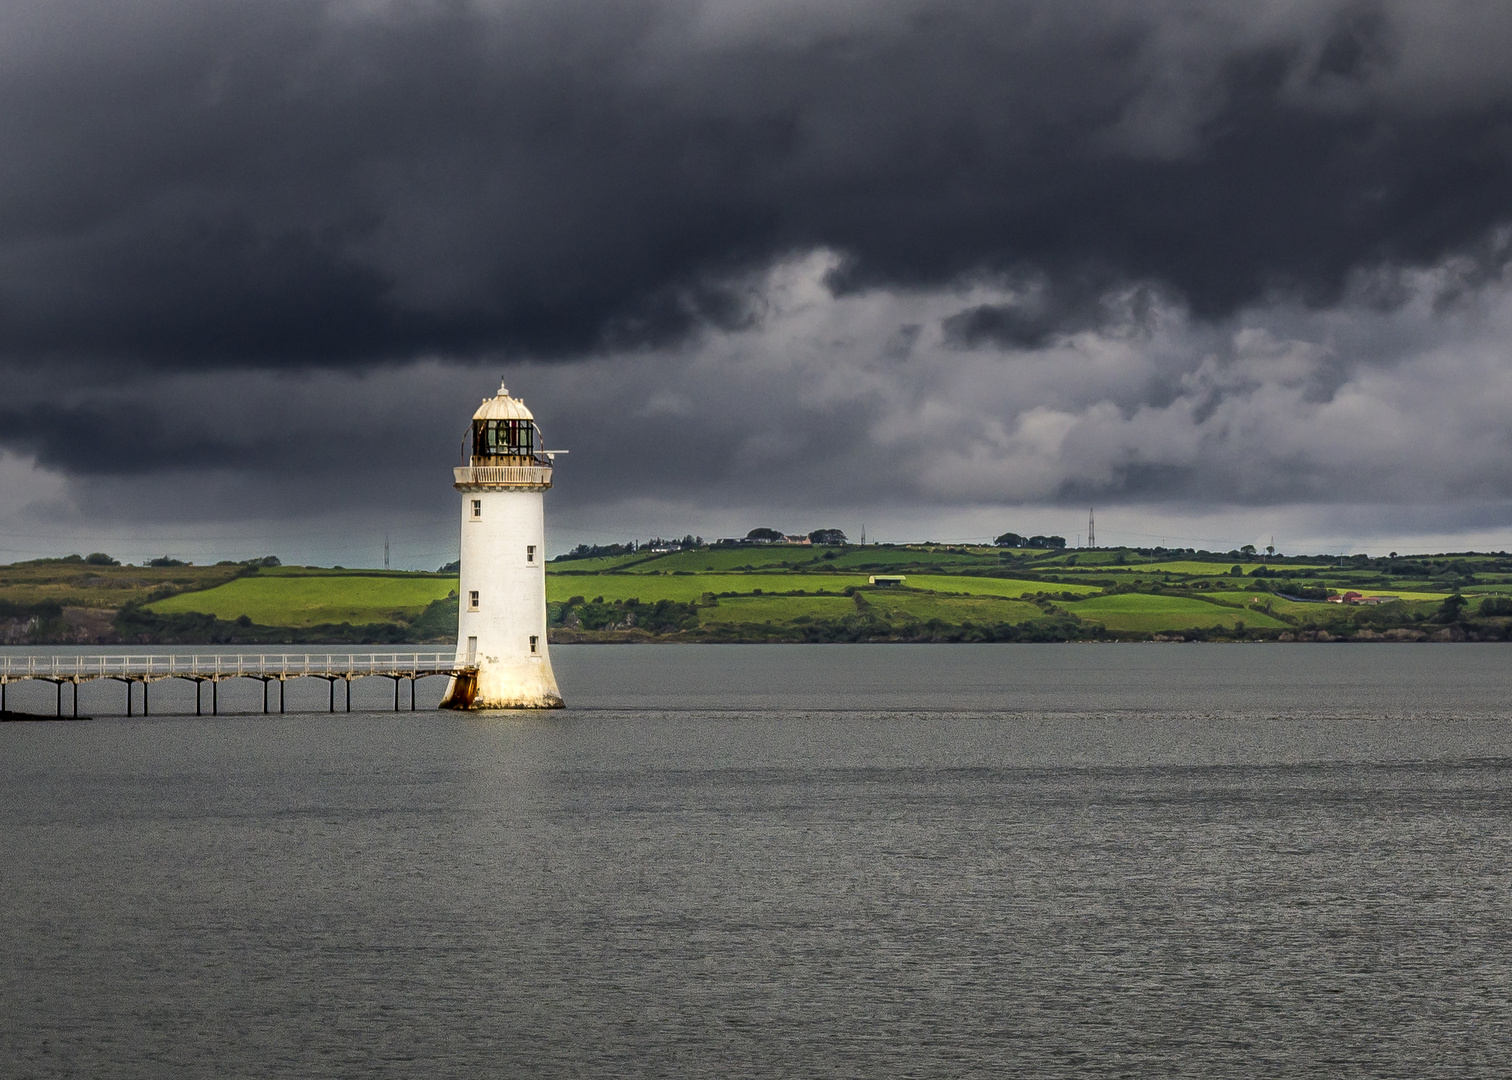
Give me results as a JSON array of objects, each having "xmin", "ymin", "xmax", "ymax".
[
  {"xmin": 143, "ymin": 680, "xmax": 149, "ymax": 716},
  {"xmin": 263, "ymin": 680, "xmax": 269, "ymax": 714},
  {"xmin": 345, "ymin": 677, "xmax": 351, "ymax": 712},
  {"xmin": 393, "ymin": 677, "xmax": 400, "ymax": 711},
  {"xmin": 279, "ymin": 677, "xmax": 285, "ymax": 714},
  {"xmin": 213, "ymin": 679, "xmax": 218, "ymax": 716},
  {"xmin": 195, "ymin": 680, "xmax": 202, "ymax": 716},
  {"xmin": 410, "ymin": 677, "xmax": 416, "ymax": 711},
  {"xmin": 329, "ymin": 679, "xmax": 335, "ymax": 712},
  {"xmin": 127, "ymin": 680, "xmax": 133, "ymax": 717},
  {"xmin": 56, "ymin": 680, "xmax": 62, "ymax": 717},
  {"xmin": 73, "ymin": 679, "xmax": 79, "ymax": 718}
]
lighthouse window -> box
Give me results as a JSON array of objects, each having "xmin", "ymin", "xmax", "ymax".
[
  {"xmin": 529, "ymin": 635, "xmax": 538, "ymax": 653},
  {"xmin": 473, "ymin": 419, "xmax": 535, "ymax": 459},
  {"xmin": 471, "ymin": 500, "xmax": 481, "ymax": 519},
  {"xmin": 468, "ymin": 591, "xmax": 479, "ymax": 610},
  {"xmin": 526, "ymin": 545, "xmax": 535, "ymax": 563}
]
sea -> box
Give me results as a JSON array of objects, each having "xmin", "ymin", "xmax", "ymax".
[{"xmin": 3, "ymin": 643, "xmax": 1512, "ymax": 1078}]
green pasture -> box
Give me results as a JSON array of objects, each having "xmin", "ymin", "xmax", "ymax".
[
  {"xmin": 1138, "ymin": 560, "xmax": 1263, "ymax": 575},
  {"xmin": 1338, "ymin": 588, "xmax": 1451, "ymax": 601},
  {"xmin": 907, "ymin": 574, "xmax": 1102, "ymax": 599},
  {"xmin": 819, "ymin": 548, "xmax": 1001, "ymax": 571},
  {"xmin": 699, "ymin": 595, "xmax": 858, "ymax": 625},
  {"xmin": 148, "ymin": 573, "xmax": 456, "ymax": 627},
  {"xmin": 1043, "ymin": 550, "xmax": 1138, "ymax": 566},
  {"xmin": 0, "ymin": 561, "xmax": 242, "ymax": 609},
  {"xmin": 609, "ymin": 546, "xmax": 825, "ymax": 573},
  {"xmin": 1065, "ymin": 593, "xmax": 1287, "ymax": 633},
  {"xmin": 865, "ymin": 593, "xmax": 1044, "ymax": 625},
  {"xmin": 1052, "ymin": 567, "xmax": 1177, "ymax": 581},
  {"xmin": 546, "ymin": 553, "xmax": 654, "ymax": 573},
  {"xmin": 547, "ymin": 573, "xmax": 868, "ymax": 604}
]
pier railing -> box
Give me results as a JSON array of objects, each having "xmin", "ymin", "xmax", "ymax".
[
  {"xmin": 1, "ymin": 652, "xmax": 465, "ymax": 680},
  {"xmin": 1, "ymin": 652, "xmax": 475, "ymax": 717}
]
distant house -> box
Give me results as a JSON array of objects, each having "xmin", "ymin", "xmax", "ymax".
[
  {"xmin": 783, "ymin": 535, "xmax": 812, "ymax": 545},
  {"xmin": 869, "ymin": 575, "xmax": 906, "ymax": 587},
  {"xmin": 1326, "ymin": 591, "xmax": 1391, "ymax": 605}
]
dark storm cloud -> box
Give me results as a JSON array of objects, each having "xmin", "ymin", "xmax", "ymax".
[
  {"xmin": 6, "ymin": 0, "xmax": 1512, "ymax": 559},
  {"xmin": 1, "ymin": 0, "xmax": 1511, "ymax": 373}
]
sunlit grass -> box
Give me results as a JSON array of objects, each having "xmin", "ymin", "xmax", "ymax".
[
  {"xmin": 1065, "ymin": 593, "xmax": 1287, "ymax": 632},
  {"xmin": 148, "ymin": 574, "xmax": 456, "ymax": 626}
]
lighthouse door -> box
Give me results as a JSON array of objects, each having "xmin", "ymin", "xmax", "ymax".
[{"xmin": 466, "ymin": 636, "xmax": 478, "ymax": 663}]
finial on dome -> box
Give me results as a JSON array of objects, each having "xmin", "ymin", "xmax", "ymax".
[{"xmin": 498, "ymin": 377, "xmax": 509, "ymax": 398}]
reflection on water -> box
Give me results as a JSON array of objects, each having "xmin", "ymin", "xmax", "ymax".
[{"xmin": 3, "ymin": 644, "xmax": 1511, "ymax": 1077}]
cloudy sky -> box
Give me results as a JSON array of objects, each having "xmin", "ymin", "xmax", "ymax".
[{"xmin": 3, "ymin": 0, "xmax": 1512, "ymax": 566}]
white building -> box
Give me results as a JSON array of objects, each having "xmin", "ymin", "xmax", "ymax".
[{"xmin": 439, "ymin": 382, "xmax": 564, "ymax": 710}]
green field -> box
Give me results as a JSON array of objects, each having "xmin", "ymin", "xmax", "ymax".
[
  {"xmin": 148, "ymin": 573, "xmax": 456, "ymax": 626},
  {"xmin": 547, "ymin": 553, "xmax": 655, "ymax": 573},
  {"xmin": 818, "ymin": 548, "xmax": 1001, "ymax": 571},
  {"xmin": 577, "ymin": 544, "xmax": 1015, "ymax": 574},
  {"xmin": 546, "ymin": 571, "xmax": 1101, "ymax": 605},
  {"xmin": 1330, "ymin": 588, "xmax": 1451, "ymax": 601},
  {"xmin": 605, "ymin": 547, "xmax": 824, "ymax": 572},
  {"xmin": 699, "ymin": 595, "xmax": 859, "ymax": 625},
  {"xmin": 0, "ymin": 560, "xmax": 243, "ymax": 608},
  {"xmin": 865, "ymin": 594, "xmax": 1044, "ymax": 625},
  {"xmin": 548, "ymin": 573, "xmax": 867, "ymax": 603},
  {"xmin": 1065, "ymin": 593, "xmax": 1287, "ymax": 632},
  {"xmin": 1137, "ymin": 560, "xmax": 1263, "ymax": 575},
  {"xmin": 907, "ymin": 574, "xmax": 1103, "ymax": 598}
]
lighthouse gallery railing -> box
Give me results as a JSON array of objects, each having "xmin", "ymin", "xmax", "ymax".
[{"xmin": 454, "ymin": 465, "xmax": 553, "ymax": 486}]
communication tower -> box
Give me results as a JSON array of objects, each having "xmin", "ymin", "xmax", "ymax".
[
  {"xmin": 440, "ymin": 380, "xmax": 564, "ymax": 709},
  {"xmin": 1088, "ymin": 508, "xmax": 1096, "ymax": 550}
]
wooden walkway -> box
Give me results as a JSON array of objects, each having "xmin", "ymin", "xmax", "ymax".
[{"xmin": 0, "ymin": 652, "xmax": 472, "ymax": 716}]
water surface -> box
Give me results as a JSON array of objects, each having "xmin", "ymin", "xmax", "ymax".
[{"xmin": 4, "ymin": 644, "xmax": 1511, "ymax": 1077}]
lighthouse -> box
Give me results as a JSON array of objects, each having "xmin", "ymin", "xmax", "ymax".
[{"xmin": 440, "ymin": 381, "xmax": 564, "ymax": 710}]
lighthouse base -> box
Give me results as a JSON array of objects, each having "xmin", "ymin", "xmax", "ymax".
[{"xmin": 439, "ymin": 668, "xmax": 565, "ymax": 710}]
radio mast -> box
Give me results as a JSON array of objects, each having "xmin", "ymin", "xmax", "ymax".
[{"xmin": 1088, "ymin": 508, "xmax": 1096, "ymax": 550}]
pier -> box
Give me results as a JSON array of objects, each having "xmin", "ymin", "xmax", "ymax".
[{"xmin": 0, "ymin": 653, "xmax": 471, "ymax": 717}]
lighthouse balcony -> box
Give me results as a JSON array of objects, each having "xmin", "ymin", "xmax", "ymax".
[{"xmin": 453, "ymin": 463, "xmax": 554, "ymax": 488}]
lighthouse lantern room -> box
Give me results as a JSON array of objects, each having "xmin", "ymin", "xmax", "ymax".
[{"xmin": 439, "ymin": 381, "xmax": 564, "ymax": 709}]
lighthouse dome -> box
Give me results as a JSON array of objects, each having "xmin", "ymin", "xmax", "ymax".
[
  {"xmin": 473, "ymin": 381, "xmax": 535, "ymax": 422},
  {"xmin": 467, "ymin": 380, "xmax": 546, "ymax": 465}
]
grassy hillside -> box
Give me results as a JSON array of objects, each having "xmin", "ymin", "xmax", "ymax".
[
  {"xmin": 865, "ymin": 594, "xmax": 1045, "ymax": 625},
  {"xmin": 5, "ymin": 542, "xmax": 1511, "ymax": 644},
  {"xmin": 906, "ymin": 574, "xmax": 1101, "ymax": 598},
  {"xmin": 699, "ymin": 595, "xmax": 858, "ymax": 625},
  {"xmin": 549, "ymin": 573, "xmax": 869, "ymax": 603},
  {"xmin": 0, "ymin": 559, "xmax": 243, "ymax": 607},
  {"xmin": 1065, "ymin": 594, "xmax": 1288, "ymax": 633},
  {"xmin": 148, "ymin": 572, "xmax": 456, "ymax": 626}
]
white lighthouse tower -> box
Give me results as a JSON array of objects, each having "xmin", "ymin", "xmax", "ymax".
[{"xmin": 440, "ymin": 381, "xmax": 564, "ymax": 710}]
